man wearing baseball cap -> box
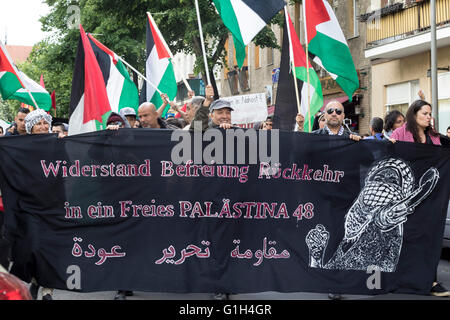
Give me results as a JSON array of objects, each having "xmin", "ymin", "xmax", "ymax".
[{"xmin": 192, "ymin": 85, "xmax": 236, "ymax": 130}]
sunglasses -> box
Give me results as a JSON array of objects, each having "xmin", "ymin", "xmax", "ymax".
[
  {"xmin": 109, "ymin": 121, "xmax": 124, "ymax": 127},
  {"xmin": 326, "ymin": 108, "xmax": 343, "ymax": 115}
]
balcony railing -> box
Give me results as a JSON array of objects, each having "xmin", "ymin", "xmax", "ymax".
[{"xmin": 364, "ymin": 0, "xmax": 450, "ymax": 46}]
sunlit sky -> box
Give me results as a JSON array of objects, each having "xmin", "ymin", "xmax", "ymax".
[{"xmin": 0, "ymin": 0, "xmax": 51, "ymax": 46}]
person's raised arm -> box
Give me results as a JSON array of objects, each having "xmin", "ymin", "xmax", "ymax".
[
  {"xmin": 192, "ymin": 85, "xmax": 214, "ymax": 131},
  {"xmin": 157, "ymin": 93, "xmax": 170, "ymax": 118}
]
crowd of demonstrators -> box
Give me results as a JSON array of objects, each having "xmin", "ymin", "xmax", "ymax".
[{"xmin": 1, "ymin": 85, "xmax": 450, "ymax": 301}]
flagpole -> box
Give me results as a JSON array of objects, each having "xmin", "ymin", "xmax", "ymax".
[
  {"xmin": 303, "ymin": 3, "xmax": 311, "ymax": 132},
  {"xmin": 26, "ymin": 89, "xmax": 40, "ymax": 110},
  {"xmin": 146, "ymin": 12, "xmax": 193, "ymax": 93},
  {"xmin": 117, "ymin": 56, "xmax": 163, "ymax": 95},
  {"xmin": 291, "ymin": 61, "xmax": 302, "ymax": 115},
  {"xmin": 194, "ymin": 0, "xmax": 211, "ymax": 85}
]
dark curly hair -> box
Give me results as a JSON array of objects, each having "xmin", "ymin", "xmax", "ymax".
[
  {"xmin": 405, "ymin": 100, "xmax": 439, "ymax": 143},
  {"xmin": 383, "ymin": 110, "xmax": 404, "ymax": 133}
]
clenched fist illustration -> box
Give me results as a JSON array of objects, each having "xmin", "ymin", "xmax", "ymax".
[{"xmin": 305, "ymin": 224, "xmax": 330, "ymax": 268}]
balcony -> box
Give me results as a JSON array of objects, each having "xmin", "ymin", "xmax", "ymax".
[{"xmin": 363, "ymin": 0, "xmax": 450, "ymax": 60}]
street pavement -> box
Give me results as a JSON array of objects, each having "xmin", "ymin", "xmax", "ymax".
[{"xmin": 33, "ymin": 249, "xmax": 450, "ymax": 301}]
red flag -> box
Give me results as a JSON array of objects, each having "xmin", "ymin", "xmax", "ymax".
[
  {"xmin": 40, "ymin": 74, "xmax": 45, "ymax": 88},
  {"xmin": 51, "ymin": 90, "xmax": 56, "ymax": 110},
  {"xmin": 79, "ymin": 25, "xmax": 111, "ymax": 124},
  {"xmin": 175, "ymin": 103, "xmax": 187, "ymax": 119}
]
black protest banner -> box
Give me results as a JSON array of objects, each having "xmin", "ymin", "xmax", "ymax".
[{"xmin": 0, "ymin": 129, "xmax": 449, "ymax": 295}]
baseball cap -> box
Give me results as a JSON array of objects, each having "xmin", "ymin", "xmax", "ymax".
[
  {"xmin": 209, "ymin": 99, "xmax": 234, "ymax": 113},
  {"xmin": 119, "ymin": 107, "xmax": 137, "ymax": 118}
]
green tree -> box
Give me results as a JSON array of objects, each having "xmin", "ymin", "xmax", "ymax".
[{"xmin": 0, "ymin": 99, "xmax": 19, "ymax": 122}]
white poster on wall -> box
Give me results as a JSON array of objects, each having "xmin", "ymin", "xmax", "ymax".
[{"xmin": 222, "ymin": 93, "xmax": 268, "ymax": 125}]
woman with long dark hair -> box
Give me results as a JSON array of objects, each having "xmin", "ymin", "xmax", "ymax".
[
  {"xmin": 391, "ymin": 100, "xmax": 440, "ymax": 145},
  {"xmin": 391, "ymin": 100, "xmax": 449, "ymax": 297}
]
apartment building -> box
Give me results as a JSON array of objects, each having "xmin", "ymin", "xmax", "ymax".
[{"xmin": 363, "ymin": 0, "xmax": 450, "ymax": 134}]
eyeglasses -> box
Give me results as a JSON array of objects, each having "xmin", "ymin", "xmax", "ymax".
[{"xmin": 326, "ymin": 108, "xmax": 343, "ymax": 115}]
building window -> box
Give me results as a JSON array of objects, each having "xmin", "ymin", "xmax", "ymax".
[
  {"xmin": 227, "ymin": 68, "xmax": 239, "ymax": 95},
  {"xmin": 238, "ymin": 66, "xmax": 250, "ymax": 92},
  {"xmin": 438, "ymin": 98, "xmax": 450, "ymax": 134},
  {"xmin": 385, "ymin": 80, "xmax": 419, "ymax": 115},
  {"xmin": 348, "ymin": 0, "xmax": 359, "ymax": 38},
  {"xmin": 438, "ymin": 72, "xmax": 450, "ymax": 135}
]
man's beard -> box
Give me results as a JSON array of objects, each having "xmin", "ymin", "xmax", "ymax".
[{"xmin": 327, "ymin": 119, "xmax": 342, "ymax": 129}]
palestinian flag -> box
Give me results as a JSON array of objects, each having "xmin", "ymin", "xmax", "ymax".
[
  {"xmin": 142, "ymin": 12, "xmax": 177, "ymax": 118},
  {"xmin": 87, "ymin": 34, "xmax": 139, "ymax": 114},
  {"xmin": 0, "ymin": 40, "xmax": 23, "ymax": 99},
  {"xmin": 212, "ymin": 0, "xmax": 285, "ymax": 68},
  {"xmin": 68, "ymin": 25, "xmax": 111, "ymax": 136},
  {"xmin": 7, "ymin": 71, "xmax": 52, "ymax": 111},
  {"xmin": 0, "ymin": 41, "xmax": 52, "ymax": 110},
  {"xmin": 304, "ymin": 0, "xmax": 359, "ymax": 100},
  {"xmin": 285, "ymin": 8, "xmax": 323, "ymax": 132}
]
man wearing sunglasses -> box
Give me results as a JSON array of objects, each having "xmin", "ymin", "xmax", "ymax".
[{"xmin": 312, "ymin": 101, "xmax": 361, "ymax": 141}]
